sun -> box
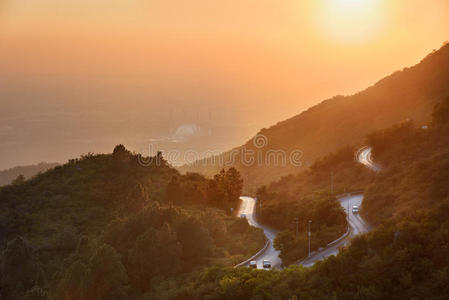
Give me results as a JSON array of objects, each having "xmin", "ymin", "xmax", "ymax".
[
  {"xmin": 332, "ymin": 0, "xmax": 374, "ymax": 10},
  {"xmin": 319, "ymin": 0, "xmax": 386, "ymax": 43}
]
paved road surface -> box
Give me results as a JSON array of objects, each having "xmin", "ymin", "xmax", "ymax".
[
  {"xmin": 236, "ymin": 147, "xmax": 378, "ymax": 269},
  {"xmin": 358, "ymin": 147, "xmax": 381, "ymax": 172},
  {"xmin": 299, "ymin": 147, "xmax": 378, "ymax": 266},
  {"xmin": 299, "ymin": 194, "xmax": 371, "ymax": 267},
  {"xmin": 238, "ymin": 196, "xmax": 282, "ymax": 269}
]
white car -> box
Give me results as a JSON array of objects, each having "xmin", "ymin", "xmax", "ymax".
[
  {"xmin": 262, "ymin": 260, "xmax": 271, "ymax": 269},
  {"xmin": 352, "ymin": 205, "xmax": 359, "ymax": 214},
  {"xmin": 249, "ymin": 260, "xmax": 257, "ymax": 268}
]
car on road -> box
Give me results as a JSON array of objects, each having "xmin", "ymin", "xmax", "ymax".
[
  {"xmin": 263, "ymin": 260, "xmax": 271, "ymax": 269},
  {"xmin": 249, "ymin": 260, "xmax": 257, "ymax": 268},
  {"xmin": 352, "ymin": 205, "xmax": 359, "ymax": 214}
]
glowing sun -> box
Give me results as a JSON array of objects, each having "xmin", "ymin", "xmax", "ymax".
[{"xmin": 320, "ymin": 0, "xmax": 386, "ymax": 43}]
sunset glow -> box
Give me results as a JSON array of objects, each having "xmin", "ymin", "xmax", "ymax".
[
  {"xmin": 0, "ymin": 0, "xmax": 448, "ymax": 169},
  {"xmin": 1, "ymin": 2, "xmax": 449, "ymax": 298},
  {"xmin": 319, "ymin": 0, "xmax": 386, "ymax": 43}
]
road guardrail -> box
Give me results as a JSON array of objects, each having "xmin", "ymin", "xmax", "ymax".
[{"xmin": 234, "ymin": 238, "xmax": 270, "ymax": 268}]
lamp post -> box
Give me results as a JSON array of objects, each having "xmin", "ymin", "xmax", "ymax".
[
  {"xmin": 347, "ymin": 198, "xmax": 350, "ymax": 231},
  {"xmin": 308, "ymin": 220, "xmax": 312, "ymax": 257}
]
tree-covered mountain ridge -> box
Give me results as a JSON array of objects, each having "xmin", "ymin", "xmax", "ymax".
[
  {"xmin": 181, "ymin": 42, "xmax": 449, "ymax": 191},
  {"xmin": 0, "ymin": 145, "xmax": 265, "ymax": 300}
]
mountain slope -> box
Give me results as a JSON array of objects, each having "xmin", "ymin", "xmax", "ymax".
[
  {"xmin": 0, "ymin": 162, "xmax": 59, "ymax": 186},
  {"xmin": 0, "ymin": 145, "xmax": 265, "ymax": 299},
  {"xmin": 181, "ymin": 43, "xmax": 449, "ymax": 190},
  {"xmin": 165, "ymin": 99, "xmax": 449, "ymax": 300}
]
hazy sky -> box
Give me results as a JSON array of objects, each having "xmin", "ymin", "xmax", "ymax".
[{"xmin": 0, "ymin": 0, "xmax": 448, "ymax": 169}]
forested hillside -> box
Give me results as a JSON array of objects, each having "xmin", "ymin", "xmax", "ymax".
[
  {"xmin": 182, "ymin": 43, "xmax": 449, "ymax": 191},
  {"xmin": 154, "ymin": 99, "xmax": 449, "ymax": 300},
  {"xmin": 256, "ymin": 146, "xmax": 374, "ymax": 230},
  {"xmin": 0, "ymin": 145, "xmax": 265, "ymax": 300},
  {"xmin": 255, "ymin": 146, "xmax": 374, "ymax": 264},
  {"xmin": 2, "ymin": 86, "xmax": 448, "ymax": 300},
  {"xmin": 170, "ymin": 201, "xmax": 449, "ymax": 299},
  {"xmin": 363, "ymin": 97, "xmax": 449, "ymax": 225},
  {"xmin": 248, "ymin": 97, "xmax": 449, "ymax": 266}
]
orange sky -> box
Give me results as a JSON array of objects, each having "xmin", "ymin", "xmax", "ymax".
[
  {"xmin": 1, "ymin": 0, "xmax": 448, "ymax": 111},
  {"xmin": 0, "ymin": 0, "xmax": 448, "ymax": 168}
]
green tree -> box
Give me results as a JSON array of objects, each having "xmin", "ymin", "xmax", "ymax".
[
  {"xmin": 274, "ymin": 231, "xmax": 307, "ymax": 265},
  {"xmin": 124, "ymin": 182, "xmax": 149, "ymax": 214},
  {"xmin": 112, "ymin": 144, "xmax": 131, "ymax": 169},
  {"xmin": 11, "ymin": 174, "xmax": 25, "ymax": 185},
  {"xmin": 0, "ymin": 237, "xmax": 45, "ymax": 299},
  {"xmin": 256, "ymin": 186, "xmax": 268, "ymax": 201},
  {"xmin": 55, "ymin": 226, "xmax": 79, "ymax": 251},
  {"xmin": 128, "ymin": 223, "xmax": 182, "ymax": 290},
  {"xmin": 209, "ymin": 168, "xmax": 243, "ymax": 212},
  {"xmin": 84, "ymin": 244, "xmax": 128, "ymax": 300},
  {"xmin": 176, "ymin": 217, "xmax": 214, "ymax": 269},
  {"xmin": 201, "ymin": 210, "xmax": 227, "ymax": 245},
  {"xmin": 432, "ymin": 97, "xmax": 449, "ymax": 126},
  {"xmin": 103, "ymin": 219, "xmax": 130, "ymax": 258},
  {"xmin": 165, "ymin": 176, "xmax": 181, "ymax": 206},
  {"xmin": 224, "ymin": 167, "xmax": 244, "ymax": 203},
  {"xmin": 55, "ymin": 260, "xmax": 88, "ymax": 300},
  {"xmin": 206, "ymin": 177, "xmax": 223, "ymax": 206}
]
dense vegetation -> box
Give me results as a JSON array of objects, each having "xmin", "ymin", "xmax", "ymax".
[
  {"xmin": 249, "ymin": 97, "xmax": 449, "ymax": 267},
  {"xmin": 363, "ymin": 97, "xmax": 449, "ymax": 225},
  {"xmin": 2, "ymin": 71, "xmax": 449, "ymax": 299},
  {"xmin": 252, "ymin": 146, "xmax": 373, "ymax": 264},
  {"xmin": 164, "ymin": 199, "xmax": 449, "ymax": 299},
  {"xmin": 144, "ymin": 98, "xmax": 449, "ymax": 299},
  {"xmin": 256, "ymin": 145, "xmax": 373, "ymax": 230},
  {"xmin": 0, "ymin": 145, "xmax": 264, "ymax": 300},
  {"xmin": 0, "ymin": 162, "xmax": 59, "ymax": 187},
  {"xmin": 182, "ymin": 43, "xmax": 449, "ymax": 191}
]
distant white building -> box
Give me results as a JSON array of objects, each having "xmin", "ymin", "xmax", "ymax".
[{"xmin": 174, "ymin": 123, "xmax": 201, "ymax": 139}]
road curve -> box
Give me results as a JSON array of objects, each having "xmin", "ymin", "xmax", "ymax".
[
  {"xmin": 299, "ymin": 194, "xmax": 371, "ymax": 267},
  {"xmin": 358, "ymin": 147, "xmax": 381, "ymax": 172},
  {"xmin": 299, "ymin": 147, "xmax": 378, "ymax": 266},
  {"xmin": 237, "ymin": 147, "xmax": 378, "ymax": 269},
  {"xmin": 238, "ymin": 196, "xmax": 282, "ymax": 269}
]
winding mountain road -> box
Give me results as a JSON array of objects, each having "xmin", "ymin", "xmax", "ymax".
[
  {"xmin": 238, "ymin": 196, "xmax": 282, "ymax": 269},
  {"xmin": 298, "ymin": 194, "xmax": 371, "ymax": 267},
  {"xmin": 236, "ymin": 147, "xmax": 378, "ymax": 269},
  {"xmin": 358, "ymin": 146, "xmax": 381, "ymax": 172}
]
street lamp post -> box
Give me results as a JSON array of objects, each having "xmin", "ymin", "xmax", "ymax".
[
  {"xmin": 308, "ymin": 220, "xmax": 312, "ymax": 258},
  {"xmin": 347, "ymin": 199, "xmax": 350, "ymax": 231}
]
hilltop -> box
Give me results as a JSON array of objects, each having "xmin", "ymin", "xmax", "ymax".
[
  {"xmin": 0, "ymin": 145, "xmax": 264, "ymax": 300},
  {"xmin": 181, "ymin": 43, "xmax": 449, "ymax": 191}
]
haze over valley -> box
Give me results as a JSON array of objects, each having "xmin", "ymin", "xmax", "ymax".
[
  {"xmin": 1, "ymin": 1, "xmax": 449, "ymax": 299},
  {"xmin": 1, "ymin": 0, "xmax": 448, "ymax": 169}
]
